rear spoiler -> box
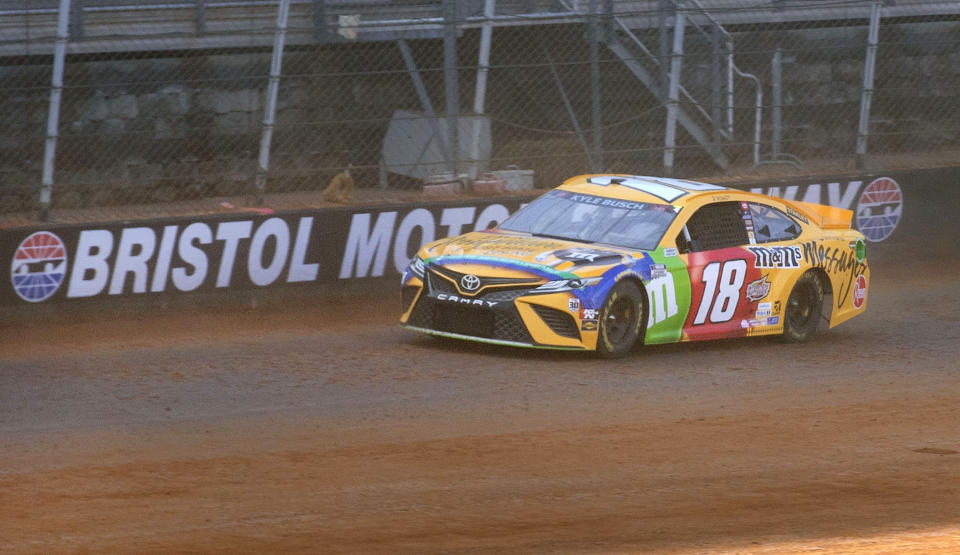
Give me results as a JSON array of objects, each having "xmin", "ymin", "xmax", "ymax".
[{"xmin": 783, "ymin": 200, "xmax": 853, "ymax": 230}]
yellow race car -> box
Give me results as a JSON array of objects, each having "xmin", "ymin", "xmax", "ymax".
[{"xmin": 400, "ymin": 175, "xmax": 869, "ymax": 358}]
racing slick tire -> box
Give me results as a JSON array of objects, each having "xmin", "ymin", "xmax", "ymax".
[
  {"xmin": 781, "ymin": 271, "xmax": 824, "ymax": 343},
  {"xmin": 597, "ymin": 280, "xmax": 646, "ymax": 359}
]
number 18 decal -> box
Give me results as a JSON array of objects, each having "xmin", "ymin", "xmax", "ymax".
[{"xmin": 693, "ymin": 259, "xmax": 747, "ymax": 325}]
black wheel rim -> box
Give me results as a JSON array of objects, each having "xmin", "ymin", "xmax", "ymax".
[
  {"xmin": 604, "ymin": 296, "xmax": 636, "ymax": 344},
  {"xmin": 787, "ymin": 281, "xmax": 815, "ymax": 328}
]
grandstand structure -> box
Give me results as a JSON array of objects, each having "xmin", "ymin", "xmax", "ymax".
[{"xmin": 0, "ymin": 0, "xmax": 957, "ymax": 219}]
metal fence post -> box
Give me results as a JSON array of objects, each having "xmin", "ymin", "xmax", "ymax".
[
  {"xmin": 856, "ymin": 0, "xmax": 881, "ymax": 169},
  {"xmin": 658, "ymin": 0, "xmax": 671, "ymax": 100},
  {"xmin": 663, "ymin": 3, "xmax": 685, "ymax": 175},
  {"xmin": 40, "ymin": 0, "xmax": 72, "ymax": 222},
  {"xmin": 772, "ymin": 47, "xmax": 783, "ymax": 160},
  {"xmin": 589, "ymin": 0, "xmax": 604, "ymax": 172},
  {"xmin": 469, "ymin": 0, "xmax": 495, "ymax": 180},
  {"xmin": 255, "ymin": 0, "xmax": 291, "ymax": 205},
  {"xmin": 398, "ymin": 40, "xmax": 452, "ymax": 173},
  {"xmin": 194, "ymin": 0, "xmax": 207, "ymax": 36},
  {"xmin": 710, "ymin": 24, "xmax": 722, "ymax": 145},
  {"xmin": 443, "ymin": 0, "xmax": 459, "ymax": 176}
]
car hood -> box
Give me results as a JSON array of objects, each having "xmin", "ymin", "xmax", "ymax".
[{"xmin": 422, "ymin": 230, "xmax": 638, "ymax": 274}]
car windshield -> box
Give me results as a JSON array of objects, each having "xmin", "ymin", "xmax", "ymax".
[{"xmin": 498, "ymin": 190, "xmax": 678, "ymax": 251}]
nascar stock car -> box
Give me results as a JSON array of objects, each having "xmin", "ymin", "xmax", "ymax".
[{"xmin": 400, "ymin": 175, "xmax": 869, "ymax": 358}]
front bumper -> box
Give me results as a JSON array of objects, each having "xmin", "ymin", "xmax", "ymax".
[{"xmin": 400, "ymin": 269, "xmax": 595, "ymax": 350}]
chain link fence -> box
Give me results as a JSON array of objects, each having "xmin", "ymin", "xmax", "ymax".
[{"xmin": 1, "ymin": 0, "xmax": 958, "ymax": 225}]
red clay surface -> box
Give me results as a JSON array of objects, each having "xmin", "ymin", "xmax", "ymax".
[{"xmin": 1, "ymin": 254, "xmax": 959, "ymax": 553}]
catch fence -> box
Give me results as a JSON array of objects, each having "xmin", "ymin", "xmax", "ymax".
[{"xmin": 1, "ymin": 0, "xmax": 958, "ymax": 223}]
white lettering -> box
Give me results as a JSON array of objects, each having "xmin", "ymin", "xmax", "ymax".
[
  {"xmin": 436, "ymin": 292, "xmax": 498, "ymax": 308},
  {"xmin": 752, "ymin": 181, "xmax": 861, "ymax": 211},
  {"xmin": 440, "ymin": 206, "xmax": 476, "ymax": 237},
  {"xmin": 151, "ymin": 225, "xmax": 179, "ymax": 293},
  {"xmin": 473, "ymin": 204, "xmax": 510, "ymax": 231},
  {"xmin": 801, "ymin": 184, "xmax": 821, "ymax": 204},
  {"xmin": 172, "ymin": 223, "xmax": 211, "ymax": 291},
  {"xmin": 248, "ymin": 218, "xmax": 290, "ymax": 287},
  {"xmin": 109, "ymin": 227, "xmax": 156, "ymax": 295},
  {"xmin": 215, "ymin": 221, "xmax": 253, "ymax": 287},
  {"xmin": 828, "ymin": 181, "xmax": 861, "ymax": 210},
  {"xmin": 393, "ymin": 209, "xmax": 436, "ymax": 275},
  {"xmin": 287, "ymin": 217, "xmax": 319, "ymax": 283},
  {"xmin": 768, "ymin": 185, "xmax": 799, "ymax": 201},
  {"xmin": 67, "ymin": 230, "xmax": 114, "ymax": 298},
  {"xmin": 339, "ymin": 212, "xmax": 397, "ymax": 278}
]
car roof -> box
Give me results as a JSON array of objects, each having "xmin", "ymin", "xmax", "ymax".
[{"xmin": 556, "ymin": 174, "xmax": 736, "ymax": 206}]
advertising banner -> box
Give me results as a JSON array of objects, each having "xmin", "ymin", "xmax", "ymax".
[
  {"xmin": 1, "ymin": 198, "xmax": 526, "ymax": 306},
  {"xmin": 2, "ymin": 166, "xmax": 955, "ymax": 307}
]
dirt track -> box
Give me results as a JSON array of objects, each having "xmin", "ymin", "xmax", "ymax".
[{"xmin": 2, "ymin": 254, "xmax": 959, "ymax": 553}]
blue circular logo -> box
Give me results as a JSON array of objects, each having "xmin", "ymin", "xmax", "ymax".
[
  {"xmin": 11, "ymin": 231, "xmax": 68, "ymax": 302},
  {"xmin": 856, "ymin": 177, "xmax": 903, "ymax": 242}
]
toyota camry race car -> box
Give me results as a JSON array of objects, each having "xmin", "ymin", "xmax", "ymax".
[{"xmin": 400, "ymin": 175, "xmax": 869, "ymax": 358}]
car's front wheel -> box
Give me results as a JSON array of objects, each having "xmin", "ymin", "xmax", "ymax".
[
  {"xmin": 782, "ymin": 271, "xmax": 824, "ymax": 343},
  {"xmin": 597, "ymin": 280, "xmax": 645, "ymax": 359}
]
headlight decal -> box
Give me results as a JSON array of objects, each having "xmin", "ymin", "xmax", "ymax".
[
  {"xmin": 531, "ymin": 276, "xmax": 603, "ymax": 294},
  {"xmin": 428, "ymin": 254, "xmax": 579, "ymax": 281}
]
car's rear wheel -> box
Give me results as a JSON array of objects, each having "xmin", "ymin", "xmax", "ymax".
[
  {"xmin": 597, "ymin": 281, "xmax": 645, "ymax": 359},
  {"xmin": 781, "ymin": 271, "xmax": 824, "ymax": 343}
]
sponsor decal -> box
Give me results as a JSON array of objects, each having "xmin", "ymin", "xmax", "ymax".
[
  {"xmin": 647, "ymin": 272, "xmax": 679, "ymax": 327},
  {"xmin": 581, "ymin": 319, "xmax": 599, "ymax": 331},
  {"xmin": 801, "ymin": 240, "xmax": 867, "ymax": 309},
  {"xmin": 742, "ymin": 316, "xmax": 778, "ymax": 328},
  {"xmin": 662, "ymin": 247, "xmax": 678, "ymax": 257},
  {"xmin": 856, "ymin": 178, "xmax": 902, "ymax": 242},
  {"xmin": 436, "ymin": 292, "xmax": 498, "ymax": 308},
  {"xmin": 650, "ymin": 263, "xmax": 668, "ymax": 279},
  {"xmin": 853, "ymin": 274, "xmax": 867, "ymax": 309},
  {"xmin": 551, "ymin": 248, "xmax": 621, "ymax": 265},
  {"xmin": 568, "ymin": 298, "xmax": 580, "ymax": 312},
  {"xmin": 785, "ymin": 206, "xmax": 809, "ymax": 224},
  {"xmin": 756, "ymin": 301, "xmax": 772, "ymax": 318},
  {"xmin": 746, "ymin": 275, "xmax": 771, "ymax": 302},
  {"xmin": 748, "ymin": 177, "xmax": 901, "ymax": 242},
  {"xmin": 747, "ymin": 246, "xmax": 802, "ymax": 269},
  {"xmin": 11, "ymin": 231, "xmax": 68, "ymax": 302},
  {"xmin": 855, "ymin": 238, "xmax": 866, "ymax": 263},
  {"xmin": 580, "ymin": 307, "xmax": 599, "ymax": 320}
]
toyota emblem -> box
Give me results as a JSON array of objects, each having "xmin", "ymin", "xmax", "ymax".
[{"xmin": 460, "ymin": 274, "xmax": 481, "ymax": 292}]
